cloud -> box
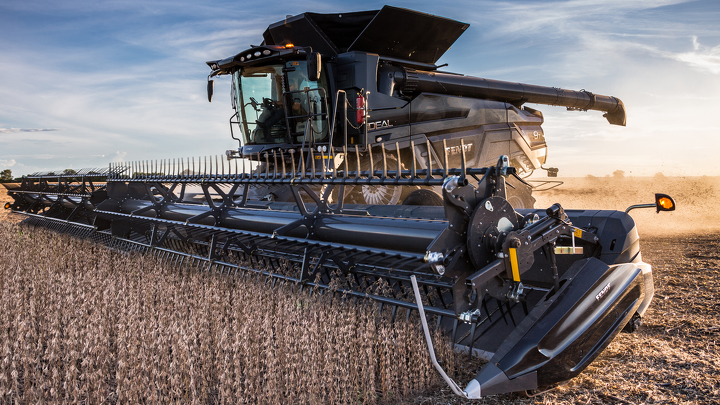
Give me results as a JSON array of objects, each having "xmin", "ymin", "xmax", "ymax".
[
  {"xmin": 0, "ymin": 128, "xmax": 62, "ymax": 133},
  {"xmin": 602, "ymin": 36, "xmax": 720, "ymax": 75},
  {"xmin": 0, "ymin": 159, "xmax": 17, "ymax": 167},
  {"xmin": 108, "ymin": 151, "xmax": 128, "ymax": 163},
  {"xmin": 671, "ymin": 37, "xmax": 720, "ymax": 74}
]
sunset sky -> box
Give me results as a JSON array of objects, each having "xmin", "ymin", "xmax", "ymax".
[{"xmin": 1, "ymin": 0, "xmax": 718, "ymax": 177}]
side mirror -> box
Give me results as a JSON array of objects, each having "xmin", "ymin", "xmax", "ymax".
[
  {"xmin": 625, "ymin": 193, "xmax": 676, "ymax": 213},
  {"xmin": 307, "ymin": 52, "xmax": 321, "ymax": 81},
  {"xmin": 207, "ymin": 79, "xmax": 214, "ymax": 102}
]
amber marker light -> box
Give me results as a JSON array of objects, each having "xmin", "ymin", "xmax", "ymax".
[
  {"xmin": 4, "ymin": 203, "xmax": 10, "ymax": 210},
  {"xmin": 285, "ymin": 43, "xmax": 294, "ymax": 48},
  {"xmin": 655, "ymin": 193, "xmax": 676, "ymax": 212}
]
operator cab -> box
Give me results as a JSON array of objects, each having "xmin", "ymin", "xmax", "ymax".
[{"xmin": 208, "ymin": 47, "xmax": 331, "ymax": 159}]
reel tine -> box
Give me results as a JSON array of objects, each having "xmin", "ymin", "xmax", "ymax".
[
  {"xmin": 451, "ymin": 319, "xmax": 459, "ymax": 349},
  {"xmin": 343, "ymin": 144, "xmax": 348, "ymax": 178},
  {"xmin": 255, "ymin": 153, "xmax": 260, "ymax": 178},
  {"xmin": 395, "ymin": 141, "xmax": 401, "ymax": 179},
  {"xmin": 506, "ymin": 301, "xmax": 516, "ymax": 325},
  {"xmin": 289, "ymin": 149, "xmax": 296, "ymax": 177},
  {"xmin": 264, "ymin": 153, "xmax": 270, "ymax": 178},
  {"xmin": 320, "ymin": 145, "xmax": 326, "ymax": 178},
  {"xmin": 354, "ymin": 145, "xmax": 361, "ymax": 179},
  {"xmin": 368, "ymin": 144, "xmax": 375, "ymax": 179},
  {"xmin": 279, "ymin": 149, "xmax": 286, "ymax": 178},
  {"xmin": 381, "ymin": 143, "xmax": 387, "ymax": 178},
  {"xmin": 410, "ymin": 140, "xmax": 416, "ymax": 180},
  {"xmin": 468, "ymin": 321, "xmax": 477, "ymax": 360},
  {"xmin": 299, "ymin": 148, "xmax": 305, "ymax": 178},
  {"xmin": 273, "ymin": 150, "xmax": 278, "ymax": 179},
  {"xmin": 443, "ymin": 139, "xmax": 448, "ymax": 178},
  {"xmin": 310, "ymin": 148, "xmax": 316, "ymax": 178}
]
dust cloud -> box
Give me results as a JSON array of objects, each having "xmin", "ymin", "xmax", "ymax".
[
  {"xmin": 0, "ymin": 185, "xmax": 15, "ymax": 223},
  {"xmin": 532, "ymin": 175, "xmax": 720, "ymax": 237}
]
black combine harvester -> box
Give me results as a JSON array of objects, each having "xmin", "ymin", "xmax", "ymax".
[
  {"xmin": 207, "ymin": 6, "xmax": 627, "ymax": 208},
  {"xmin": 4, "ymin": 6, "xmax": 676, "ymax": 399}
]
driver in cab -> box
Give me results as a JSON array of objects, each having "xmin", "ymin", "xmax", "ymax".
[{"xmin": 256, "ymin": 76, "xmax": 308, "ymax": 135}]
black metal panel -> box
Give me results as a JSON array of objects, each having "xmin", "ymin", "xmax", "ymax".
[
  {"xmin": 482, "ymin": 258, "xmax": 644, "ymax": 389},
  {"xmin": 347, "ymin": 6, "xmax": 468, "ymax": 64},
  {"xmin": 263, "ymin": 13, "xmax": 340, "ymax": 55},
  {"xmin": 262, "ymin": 6, "xmax": 468, "ymax": 64}
]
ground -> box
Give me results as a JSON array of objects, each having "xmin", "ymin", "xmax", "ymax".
[{"xmin": 1, "ymin": 177, "xmax": 718, "ymax": 404}]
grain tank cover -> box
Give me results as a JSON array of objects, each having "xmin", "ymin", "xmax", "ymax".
[{"xmin": 262, "ymin": 6, "xmax": 469, "ymax": 64}]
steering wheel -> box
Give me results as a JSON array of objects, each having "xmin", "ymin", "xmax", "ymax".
[{"xmin": 262, "ymin": 97, "xmax": 276, "ymax": 110}]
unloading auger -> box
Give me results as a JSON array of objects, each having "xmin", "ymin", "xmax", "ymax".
[{"xmin": 3, "ymin": 146, "xmax": 676, "ymax": 397}]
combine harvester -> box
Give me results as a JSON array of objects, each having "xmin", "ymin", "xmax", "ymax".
[{"xmin": 4, "ymin": 7, "xmax": 676, "ymax": 399}]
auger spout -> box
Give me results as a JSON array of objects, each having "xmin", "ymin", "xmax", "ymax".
[{"xmin": 381, "ymin": 66, "xmax": 626, "ymax": 126}]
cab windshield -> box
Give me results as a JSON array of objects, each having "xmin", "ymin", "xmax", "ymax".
[
  {"xmin": 232, "ymin": 61, "xmax": 329, "ymax": 146},
  {"xmin": 233, "ymin": 65, "xmax": 285, "ymax": 145}
]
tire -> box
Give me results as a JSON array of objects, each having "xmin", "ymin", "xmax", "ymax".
[
  {"xmin": 252, "ymin": 162, "xmax": 336, "ymax": 204},
  {"xmin": 402, "ymin": 189, "xmax": 443, "ymax": 206},
  {"xmin": 346, "ymin": 152, "xmax": 417, "ymax": 205},
  {"xmin": 505, "ymin": 176, "xmax": 535, "ymax": 209}
]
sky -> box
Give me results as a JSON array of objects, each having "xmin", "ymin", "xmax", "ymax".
[{"xmin": 0, "ymin": 0, "xmax": 718, "ymax": 177}]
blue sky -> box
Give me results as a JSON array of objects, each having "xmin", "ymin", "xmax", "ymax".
[{"xmin": 1, "ymin": 0, "xmax": 719, "ymax": 176}]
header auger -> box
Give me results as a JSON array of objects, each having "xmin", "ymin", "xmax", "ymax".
[{"xmin": 3, "ymin": 6, "xmax": 676, "ymax": 399}]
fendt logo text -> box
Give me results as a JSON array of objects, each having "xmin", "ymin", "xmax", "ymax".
[{"xmin": 595, "ymin": 283, "xmax": 611, "ymax": 301}]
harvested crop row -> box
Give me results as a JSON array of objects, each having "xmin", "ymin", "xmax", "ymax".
[{"xmin": 0, "ymin": 222, "xmax": 454, "ymax": 404}]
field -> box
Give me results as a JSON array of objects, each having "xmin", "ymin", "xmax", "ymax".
[{"xmin": 1, "ymin": 177, "xmax": 719, "ymax": 404}]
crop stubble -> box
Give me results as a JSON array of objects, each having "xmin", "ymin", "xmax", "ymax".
[{"xmin": 0, "ymin": 221, "xmax": 457, "ymax": 404}]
